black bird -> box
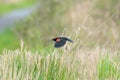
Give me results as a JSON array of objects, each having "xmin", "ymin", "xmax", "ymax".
[{"xmin": 52, "ymin": 37, "xmax": 73, "ymax": 48}]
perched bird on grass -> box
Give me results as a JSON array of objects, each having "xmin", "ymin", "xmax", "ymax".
[{"xmin": 52, "ymin": 37, "xmax": 73, "ymax": 48}]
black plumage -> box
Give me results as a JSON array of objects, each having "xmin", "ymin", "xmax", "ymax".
[{"xmin": 52, "ymin": 37, "xmax": 73, "ymax": 48}]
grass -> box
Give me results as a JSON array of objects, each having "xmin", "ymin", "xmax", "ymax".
[
  {"xmin": 0, "ymin": 48, "xmax": 78, "ymax": 80},
  {"xmin": 98, "ymin": 53, "xmax": 120, "ymax": 80},
  {"xmin": 0, "ymin": 29, "xmax": 19, "ymax": 53},
  {"xmin": 0, "ymin": 42, "xmax": 120, "ymax": 80},
  {"xmin": 0, "ymin": 0, "xmax": 37, "ymax": 15},
  {"xmin": 0, "ymin": 0, "xmax": 120, "ymax": 80},
  {"xmin": 0, "ymin": 28, "xmax": 50, "ymax": 54}
]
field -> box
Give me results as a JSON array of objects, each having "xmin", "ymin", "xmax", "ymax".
[
  {"xmin": 0, "ymin": 0, "xmax": 120, "ymax": 80},
  {"xmin": 0, "ymin": 0, "xmax": 37, "ymax": 15}
]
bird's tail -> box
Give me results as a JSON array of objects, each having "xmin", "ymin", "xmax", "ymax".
[{"xmin": 67, "ymin": 38, "xmax": 73, "ymax": 42}]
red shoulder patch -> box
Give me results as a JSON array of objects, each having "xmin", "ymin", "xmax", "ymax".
[{"xmin": 56, "ymin": 38, "xmax": 61, "ymax": 42}]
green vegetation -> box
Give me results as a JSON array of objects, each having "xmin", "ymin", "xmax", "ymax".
[
  {"xmin": 0, "ymin": 0, "xmax": 37, "ymax": 15},
  {"xmin": 0, "ymin": 28, "xmax": 52, "ymax": 53},
  {"xmin": 0, "ymin": 48, "xmax": 78, "ymax": 80},
  {"xmin": 0, "ymin": 29, "xmax": 19, "ymax": 52},
  {"xmin": 0, "ymin": 0, "xmax": 120, "ymax": 79},
  {"xmin": 98, "ymin": 54, "xmax": 120, "ymax": 80}
]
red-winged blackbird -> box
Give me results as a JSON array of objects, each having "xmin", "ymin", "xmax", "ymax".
[{"xmin": 52, "ymin": 37, "xmax": 73, "ymax": 48}]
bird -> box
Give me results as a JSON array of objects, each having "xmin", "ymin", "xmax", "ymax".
[{"xmin": 51, "ymin": 37, "xmax": 73, "ymax": 48}]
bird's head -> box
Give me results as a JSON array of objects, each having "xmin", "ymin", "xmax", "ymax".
[{"xmin": 52, "ymin": 37, "xmax": 61, "ymax": 42}]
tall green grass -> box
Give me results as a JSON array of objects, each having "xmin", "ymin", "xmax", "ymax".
[
  {"xmin": 0, "ymin": 46, "xmax": 79, "ymax": 80},
  {"xmin": 0, "ymin": 43, "xmax": 120, "ymax": 80},
  {"xmin": 98, "ymin": 52, "xmax": 120, "ymax": 80}
]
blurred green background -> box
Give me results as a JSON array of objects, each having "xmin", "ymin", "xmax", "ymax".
[
  {"xmin": 0, "ymin": 0, "xmax": 120, "ymax": 52},
  {"xmin": 0, "ymin": 0, "xmax": 37, "ymax": 15}
]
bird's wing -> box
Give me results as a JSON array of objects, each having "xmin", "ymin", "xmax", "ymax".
[{"xmin": 54, "ymin": 40, "xmax": 66, "ymax": 48}]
